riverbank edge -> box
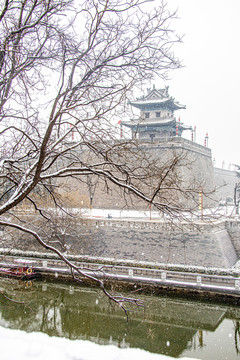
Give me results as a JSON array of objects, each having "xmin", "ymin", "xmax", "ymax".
[
  {"xmin": 0, "ymin": 247, "xmax": 240, "ymax": 304},
  {"xmin": 0, "ymin": 247, "xmax": 239, "ymax": 276}
]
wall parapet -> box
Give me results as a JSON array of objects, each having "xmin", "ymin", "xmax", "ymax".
[
  {"xmin": 140, "ymin": 137, "xmax": 212, "ymax": 158},
  {"xmin": 226, "ymin": 219, "xmax": 240, "ymax": 229},
  {"xmin": 79, "ymin": 217, "xmax": 227, "ymax": 232}
]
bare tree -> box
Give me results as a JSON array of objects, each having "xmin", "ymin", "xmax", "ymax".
[{"xmin": 0, "ymin": 0, "xmax": 187, "ymax": 311}]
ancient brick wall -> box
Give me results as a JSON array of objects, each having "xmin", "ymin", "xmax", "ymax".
[
  {"xmin": 214, "ymin": 167, "xmax": 239, "ymax": 202},
  {"xmin": 67, "ymin": 219, "xmax": 236, "ymax": 268},
  {"xmin": 1, "ymin": 216, "xmax": 238, "ymax": 268},
  {"xmin": 56, "ymin": 137, "xmax": 217, "ymax": 211},
  {"xmin": 226, "ymin": 220, "xmax": 240, "ymax": 257}
]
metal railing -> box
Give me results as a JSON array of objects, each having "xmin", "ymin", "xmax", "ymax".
[{"xmin": 0, "ymin": 255, "xmax": 239, "ymax": 296}]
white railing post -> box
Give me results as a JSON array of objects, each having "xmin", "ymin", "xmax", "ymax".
[
  {"xmin": 128, "ymin": 269, "xmax": 133, "ymax": 278},
  {"xmin": 235, "ymin": 280, "xmax": 240, "ymax": 290},
  {"xmin": 161, "ymin": 272, "xmax": 166, "ymax": 281},
  {"xmin": 197, "ymin": 275, "xmax": 202, "ymax": 285}
]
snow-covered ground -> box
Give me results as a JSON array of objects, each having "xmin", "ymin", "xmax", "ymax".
[
  {"xmin": 79, "ymin": 205, "xmax": 237, "ymax": 221},
  {"xmin": 0, "ymin": 326, "xmax": 198, "ymax": 360},
  {"xmin": 85, "ymin": 207, "xmax": 161, "ymax": 219},
  {"xmin": 37, "ymin": 203, "xmax": 238, "ymax": 221}
]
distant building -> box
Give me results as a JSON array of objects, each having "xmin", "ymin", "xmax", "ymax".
[{"xmin": 122, "ymin": 85, "xmax": 191, "ymax": 141}]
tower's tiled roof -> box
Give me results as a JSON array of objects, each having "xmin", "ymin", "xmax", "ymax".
[{"xmin": 130, "ymin": 86, "xmax": 186, "ymax": 111}]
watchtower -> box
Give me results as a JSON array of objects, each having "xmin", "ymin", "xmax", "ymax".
[{"xmin": 122, "ymin": 86, "xmax": 191, "ymax": 141}]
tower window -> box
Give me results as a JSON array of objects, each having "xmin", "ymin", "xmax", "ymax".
[
  {"xmin": 156, "ymin": 112, "xmax": 161, "ymax": 118},
  {"xmin": 145, "ymin": 112, "xmax": 150, "ymax": 118}
]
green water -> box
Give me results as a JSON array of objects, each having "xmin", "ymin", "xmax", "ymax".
[{"xmin": 0, "ymin": 277, "xmax": 239, "ymax": 359}]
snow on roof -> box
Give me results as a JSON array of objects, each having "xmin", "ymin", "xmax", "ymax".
[{"xmin": 130, "ymin": 86, "xmax": 186, "ymax": 111}]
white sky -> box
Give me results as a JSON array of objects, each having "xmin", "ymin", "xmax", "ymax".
[{"xmin": 160, "ymin": 0, "xmax": 240, "ymax": 169}]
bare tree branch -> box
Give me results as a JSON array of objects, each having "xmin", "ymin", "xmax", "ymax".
[
  {"xmin": 0, "ymin": 219, "xmax": 144, "ymax": 316},
  {"xmin": 0, "ymin": 0, "xmax": 193, "ymax": 309}
]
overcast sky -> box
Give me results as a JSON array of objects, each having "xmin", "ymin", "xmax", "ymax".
[{"xmin": 159, "ymin": 0, "xmax": 240, "ymax": 169}]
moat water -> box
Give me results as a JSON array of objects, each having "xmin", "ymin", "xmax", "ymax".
[{"xmin": 0, "ymin": 277, "xmax": 239, "ymax": 360}]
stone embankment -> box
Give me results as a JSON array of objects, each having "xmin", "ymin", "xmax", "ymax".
[
  {"xmin": 1, "ymin": 217, "xmax": 240, "ymax": 269},
  {"xmin": 0, "ymin": 247, "xmax": 240, "ymax": 303},
  {"xmin": 51, "ymin": 217, "xmax": 238, "ymax": 269},
  {"xmin": 1, "ymin": 217, "xmax": 240, "ymax": 302}
]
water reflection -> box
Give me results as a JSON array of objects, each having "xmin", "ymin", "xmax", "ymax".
[{"xmin": 0, "ymin": 278, "xmax": 239, "ymax": 359}]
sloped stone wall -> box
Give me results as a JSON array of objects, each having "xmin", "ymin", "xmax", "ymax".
[
  {"xmin": 226, "ymin": 220, "xmax": 240, "ymax": 257},
  {"xmin": 54, "ymin": 219, "xmax": 238, "ymax": 268},
  {"xmin": 2, "ymin": 215, "xmax": 238, "ymax": 269}
]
